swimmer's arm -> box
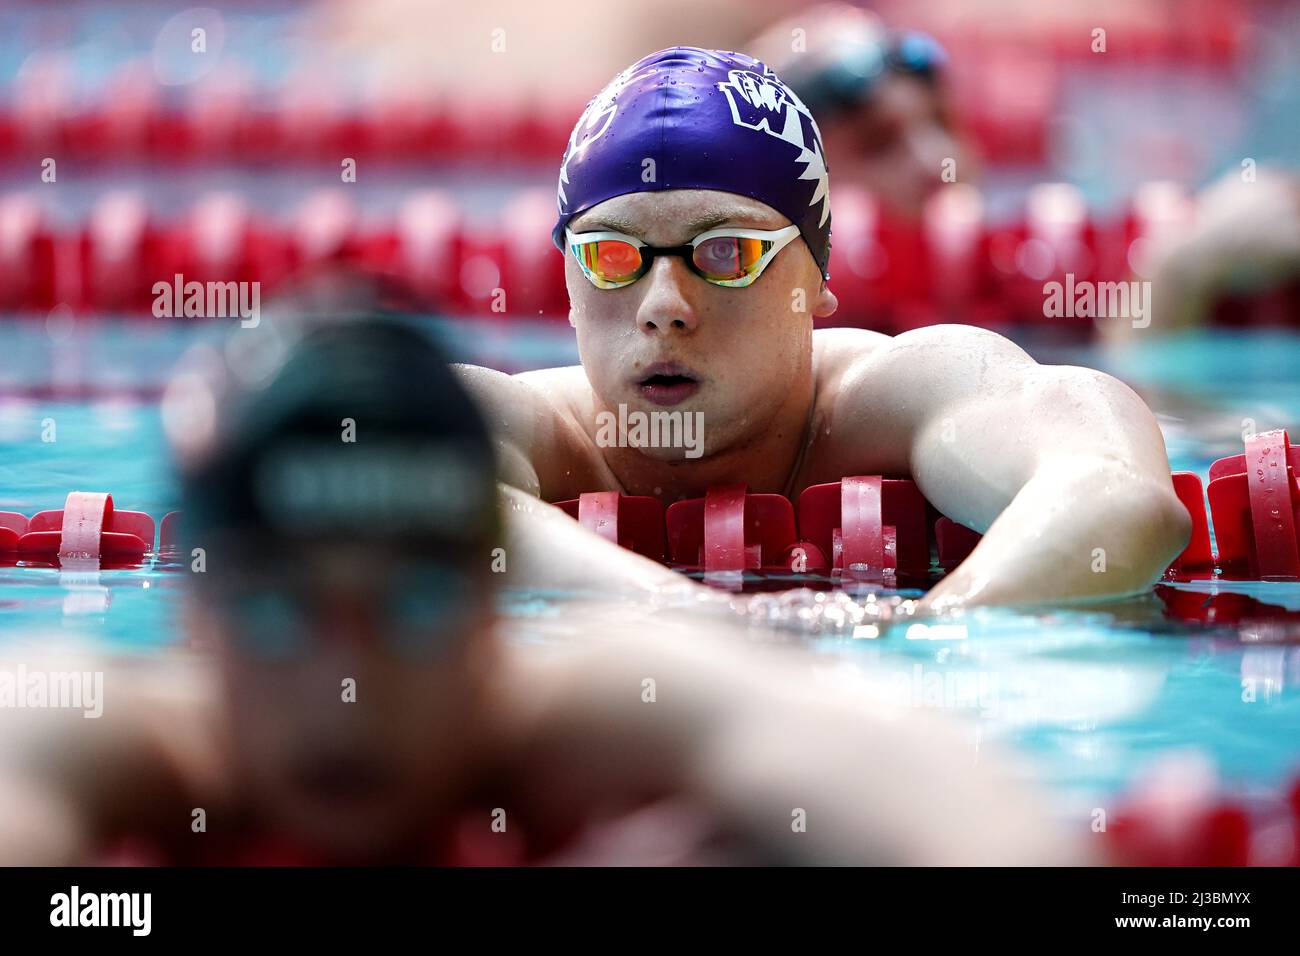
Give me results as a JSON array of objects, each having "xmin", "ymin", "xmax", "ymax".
[
  {"xmin": 498, "ymin": 484, "xmax": 710, "ymax": 602},
  {"xmin": 503, "ymin": 626, "xmax": 1085, "ymax": 865},
  {"xmin": 844, "ymin": 325, "xmax": 1190, "ymax": 609},
  {"xmin": 0, "ymin": 652, "xmax": 219, "ymax": 864}
]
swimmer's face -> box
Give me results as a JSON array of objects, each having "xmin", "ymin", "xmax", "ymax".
[
  {"xmin": 189, "ymin": 543, "xmax": 496, "ymax": 861},
  {"xmin": 823, "ymin": 74, "xmax": 958, "ymax": 220},
  {"xmin": 566, "ymin": 189, "xmax": 837, "ymax": 461}
]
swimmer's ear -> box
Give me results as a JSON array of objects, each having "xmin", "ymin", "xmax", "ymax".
[{"xmin": 813, "ymin": 281, "xmax": 838, "ymax": 320}]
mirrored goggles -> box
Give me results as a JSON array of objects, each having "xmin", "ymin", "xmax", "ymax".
[{"xmin": 566, "ymin": 224, "xmax": 801, "ymax": 290}]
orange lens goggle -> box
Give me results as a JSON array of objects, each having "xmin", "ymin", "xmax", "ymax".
[{"xmin": 566, "ymin": 225, "xmax": 801, "ymax": 289}]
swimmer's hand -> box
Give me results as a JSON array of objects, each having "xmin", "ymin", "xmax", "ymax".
[{"xmin": 839, "ymin": 325, "xmax": 1191, "ymax": 610}]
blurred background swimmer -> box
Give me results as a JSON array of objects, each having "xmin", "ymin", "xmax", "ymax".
[
  {"xmin": 748, "ymin": 3, "xmax": 975, "ymax": 223},
  {"xmin": 0, "ymin": 297, "xmax": 1080, "ymax": 866},
  {"xmin": 1103, "ymin": 167, "xmax": 1300, "ymax": 343}
]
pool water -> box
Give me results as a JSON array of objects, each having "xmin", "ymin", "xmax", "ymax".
[{"xmin": 2, "ymin": 320, "xmax": 1300, "ymax": 822}]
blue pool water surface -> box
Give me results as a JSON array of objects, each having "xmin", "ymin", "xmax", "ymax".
[{"xmin": 2, "ymin": 320, "xmax": 1300, "ymax": 819}]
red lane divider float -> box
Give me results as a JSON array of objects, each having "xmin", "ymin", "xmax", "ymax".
[
  {"xmin": 4, "ymin": 430, "xmax": 1299, "ymax": 585},
  {"xmin": 3, "ymin": 181, "xmax": 1296, "ymax": 333},
  {"xmin": 666, "ymin": 484, "xmax": 800, "ymax": 577},
  {"xmin": 0, "ymin": 493, "xmax": 180, "ymax": 568},
  {"xmin": 1107, "ymin": 766, "xmax": 1300, "ymax": 867},
  {"xmin": 18, "ymin": 492, "xmax": 153, "ymax": 563},
  {"xmin": 1207, "ymin": 429, "xmax": 1300, "ymax": 579},
  {"xmin": 557, "ymin": 492, "xmax": 665, "ymax": 563},
  {"xmin": 551, "ymin": 429, "xmax": 1300, "ymax": 589},
  {"xmin": 0, "ymin": 8, "xmax": 1248, "ymax": 170},
  {"xmin": 0, "ymin": 511, "xmax": 28, "ymax": 551}
]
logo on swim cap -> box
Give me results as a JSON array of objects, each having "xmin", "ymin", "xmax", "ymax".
[
  {"xmin": 719, "ymin": 69, "xmax": 790, "ymax": 114},
  {"xmin": 716, "ymin": 68, "xmax": 830, "ymax": 228}
]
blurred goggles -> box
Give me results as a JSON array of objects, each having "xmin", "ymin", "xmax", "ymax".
[
  {"xmin": 566, "ymin": 225, "xmax": 801, "ymax": 290},
  {"xmin": 211, "ymin": 560, "xmax": 482, "ymax": 664}
]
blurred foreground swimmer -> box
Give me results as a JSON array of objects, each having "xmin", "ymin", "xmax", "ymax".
[{"xmin": 0, "ymin": 309, "xmax": 1085, "ymax": 865}]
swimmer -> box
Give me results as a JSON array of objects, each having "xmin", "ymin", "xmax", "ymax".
[
  {"xmin": 456, "ymin": 47, "xmax": 1192, "ymax": 610},
  {"xmin": 747, "ymin": 4, "xmax": 969, "ymax": 221},
  {"xmin": 0, "ymin": 313, "xmax": 1080, "ymax": 866},
  {"xmin": 1104, "ymin": 168, "xmax": 1300, "ymax": 343}
]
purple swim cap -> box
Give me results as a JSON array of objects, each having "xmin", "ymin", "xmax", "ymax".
[{"xmin": 553, "ymin": 47, "xmax": 832, "ymax": 278}]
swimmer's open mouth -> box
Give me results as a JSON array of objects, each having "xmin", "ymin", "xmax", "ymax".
[
  {"xmin": 642, "ymin": 373, "xmax": 695, "ymax": 387},
  {"xmin": 636, "ymin": 363, "xmax": 701, "ymax": 407}
]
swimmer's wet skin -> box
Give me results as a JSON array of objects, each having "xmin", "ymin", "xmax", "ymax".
[
  {"xmin": 456, "ymin": 46, "xmax": 1191, "ymax": 608},
  {"xmin": 0, "ymin": 312, "xmax": 1081, "ymax": 866}
]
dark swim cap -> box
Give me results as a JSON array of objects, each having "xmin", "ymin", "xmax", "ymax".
[
  {"xmin": 174, "ymin": 314, "xmax": 498, "ymax": 555},
  {"xmin": 553, "ymin": 46, "xmax": 832, "ymax": 278}
]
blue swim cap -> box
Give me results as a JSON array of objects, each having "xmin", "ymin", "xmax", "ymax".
[{"xmin": 553, "ymin": 47, "xmax": 832, "ymax": 279}]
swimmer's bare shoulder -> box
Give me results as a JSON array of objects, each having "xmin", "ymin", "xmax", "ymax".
[
  {"xmin": 454, "ymin": 363, "xmax": 616, "ymax": 499},
  {"xmin": 807, "ymin": 324, "xmax": 1030, "ymax": 474},
  {"xmin": 810, "ymin": 326, "xmax": 892, "ymax": 387}
]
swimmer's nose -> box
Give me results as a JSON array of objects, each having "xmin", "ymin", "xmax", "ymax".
[
  {"xmin": 635, "ymin": 256, "xmax": 700, "ymax": 335},
  {"xmin": 906, "ymin": 125, "xmax": 955, "ymax": 191},
  {"xmin": 318, "ymin": 596, "xmax": 382, "ymax": 653}
]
